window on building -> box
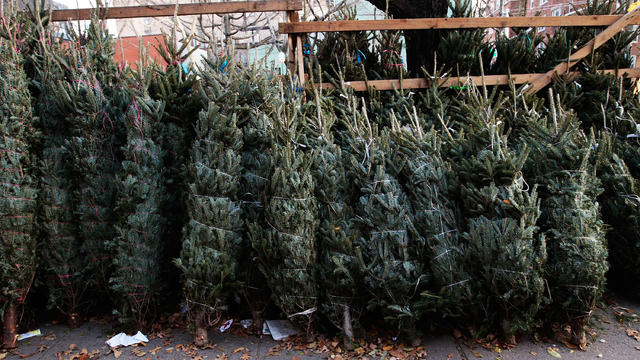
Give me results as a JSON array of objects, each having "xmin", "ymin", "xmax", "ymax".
[
  {"xmin": 144, "ymin": 18, "xmax": 151, "ymax": 25},
  {"xmin": 541, "ymin": 0, "xmax": 548, "ymax": 4},
  {"xmin": 538, "ymin": 26, "xmax": 546, "ymax": 32},
  {"xmin": 531, "ymin": 0, "xmax": 536, "ymax": 8},
  {"xmin": 552, "ymin": 8, "xmax": 562, "ymax": 16}
]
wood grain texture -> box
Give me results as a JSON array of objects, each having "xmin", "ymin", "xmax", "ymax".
[
  {"xmin": 50, "ymin": 0, "xmax": 302, "ymax": 21},
  {"xmin": 527, "ymin": 8, "xmax": 640, "ymax": 93},
  {"xmin": 315, "ymin": 68, "xmax": 640, "ymax": 92},
  {"xmin": 279, "ymin": 15, "xmax": 631, "ymax": 33}
]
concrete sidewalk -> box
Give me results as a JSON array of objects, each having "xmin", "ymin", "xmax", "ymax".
[{"xmin": 3, "ymin": 299, "xmax": 640, "ymax": 360}]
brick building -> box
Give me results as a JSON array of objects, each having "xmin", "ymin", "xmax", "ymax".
[{"xmin": 483, "ymin": 0, "xmax": 639, "ymax": 65}]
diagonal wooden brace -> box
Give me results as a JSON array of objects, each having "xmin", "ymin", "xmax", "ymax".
[{"xmin": 526, "ymin": 7, "xmax": 640, "ymax": 94}]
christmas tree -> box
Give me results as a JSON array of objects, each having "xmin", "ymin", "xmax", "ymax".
[
  {"xmin": 148, "ymin": 31, "xmax": 200, "ymax": 308},
  {"xmin": 450, "ymin": 87, "xmax": 545, "ymax": 342},
  {"xmin": 56, "ymin": 32, "xmax": 118, "ymax": 304},
  {"xmin": 389, "ymin": 109, "xmax": 471, "ymax": 321},
  {"xmin": 31, "ymin": 24, "xmax": 87, "ymax": 326},
  {"xmin": 110, "ymin": 93, "xmax": 166, "ymax": 327},
  {"xmin": 597, "ymin": 134, "xmax": 640, "ymax": 299},
  {"xmin": 252, "ymin": 87, "xmax": 319, "ymax": 334},
  {"xmin": 341, "ymin": 95, "xmax": 426, "ymax": 336},
  {"xmin": 175, "ymin": 59, "xmax": 245, "ymax": 346},
  {"xmin": 436, "ymin": 0, "xmax": 491, "ymax": 76},
  {"xmin": 0, "ymin": 35, "xmax": 39, "ymax": 348},
  {"xmin": 520, "ymin": 92, "xmax": 606, "ymax": 347},
  {"xmin": 312, "ymin": 7, "xmax": 375, "ymax": 83},
  {"xmin": 305, "ymin": 89, "xmax": 361, "ymax": 341}
]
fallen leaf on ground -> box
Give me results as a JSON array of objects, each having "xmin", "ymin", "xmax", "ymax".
[
  {"xmin": 0, "ymin": 353, "xmax": 6, "ymax": 360},
  {"xmin": 240, "ymin": 353, "xmax": 251, "ymax": 360},
  {"xmin": 470, "ymin": 349, "xmax": 483, "ymax": 358},
  {"xmin": 215, "ymin": 354, "xmax": 228, "ymax": 360},
  {"xmin": 389, "ymin": 349, "xmax": 406, "ymax": 358},
  {"xmin": 113, "ymin": 348, "xmax": 122, "ymax": 358},
  {"xmin": 69, "ymin": 343, "xmax": 78, "ymax": 351},
  {"xmin": 547, "ymin": 347, "xmax": 562, "ymax": 358},
  {"xmin": 132, "ymin": 348, "xmax": 146, "ymax": 357},
  {"xmin": 233, "ymin": 347, "xmax": 247, "ymax": 353},
  {"xmin": 17, "ymin": 352, "xmax": 37, "ymax": 359},
  {"xmin": 44, "ymin": 332, "xmax": 56, "ymax": 341},
  {"xmin": 626, "ymin": 328, "xmax": 640, "ymax": 341},
  {"xmin": 354, "ymin": 347, "xmax": 365, "ymax": 355},
  {"xmin": 382, "ymin": 345, "xmax": 393, "ymax": 351},
  {"xmin": 292, "ymin": 356, "xmax": 301, "ymax": 360},
  {"xmin": 530, "ymin": 351, "xmax": 537, "ymax": 355}
]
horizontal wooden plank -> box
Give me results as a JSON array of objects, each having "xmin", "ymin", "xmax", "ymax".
[
  {"xmin": 316, "ymin": 68, "xmax": 640, "ymax": 92},
  {"xmin": 279, "ymin": 15, "xmax": 635, "ymax": 33},
  {"xmin": 50, "ymin": 0, "xmax": 302, "ymax": 21}
]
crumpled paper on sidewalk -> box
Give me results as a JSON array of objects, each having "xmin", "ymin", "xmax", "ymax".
[{"xmin": 106, "ymin": 331, "xmax": 149, "ymax": 347}]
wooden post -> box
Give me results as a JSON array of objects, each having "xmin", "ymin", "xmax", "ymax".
[
  {"xmin": 286, "ymin": 10, "xmax": 296, "ymax": 75},
  {"xmin": 526, "ymin": 8, "xmax": 640, "ymax": 93},
  {"xmin": 296, "ymin": 32, "xmax": 305, "ymax": 85},
  {"xmin": 285, "ymin": 10, "xmax": 305, "ymax": 85}
]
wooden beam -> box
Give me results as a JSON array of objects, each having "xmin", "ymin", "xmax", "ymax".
[
  {"xmin": 316, "ymin": 68, "xmax": 640, "ymax": 92},
  {"xmin": 279, "ymin": 15, "xmax": 632, "ymax": 33},
  {"xmin": 51, "ymin": 0, "xmax": 303, "ymax": 21},
  {"xmin": 527, "ymin": 8, "xmax": 640, "ymax": 93}
]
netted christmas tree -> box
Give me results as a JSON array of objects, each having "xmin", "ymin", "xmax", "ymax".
[
  {"xmin": 194, "ymin": 59, "xmax": 281, "ymax": 328},
  {"xmin": 110, "ymin": 94, "xmax": 166, "ymax": 327},
  {"xmin": 148, "ymin": 31, "xmax": 201, "ymax": 308},
  {"xmin": 175, "ymin": 96, "xmax": 244, "ymax": 346},
  {"xmin": 520, "ymin": 92, "xmax": 606, "ymax": 347},
  {"xmin": 340, "ymin": 95, "xmax": 426, "ymax": 336},
  {"xmin": 304, "ymin": 89, "xmax": 361, "ymax": 341},
  {"xmin": 597, "ymin": 134, "xmax": 640, "ymax": 299},
  {"xmin": 251, "ymin": 88, "xmax": 319, "ymax": 334},
  {"xmin": 449, "ymin": 87, "xmax": 545, "ymax": 342},
  {"xmin": 31, "ymin": 25, "xmax": 87, "ymax": 326},
  {"xmin": 0, "ymin": 35, "xmax": 39, "ymax": 348},
  {"xmin": 389, "ymin": 109, "xmax": 471, "ymax": 321},
  {"xmin": 56, "ymin": 29, "xmax": 119, "ymax": 303}
]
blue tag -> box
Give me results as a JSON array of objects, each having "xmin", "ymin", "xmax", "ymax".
[{"xmin": 356, "ymin": 50, "xmax": 366, "ymax": 64}]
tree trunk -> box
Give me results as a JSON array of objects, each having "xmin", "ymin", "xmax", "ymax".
[
  {"xmin": 68, "ymin": 312, "xmax": 82, "ymax": 329},
  {"xmin": 3, "ymin": 303, "xmax": 17, "ymax": 349},
  {"xmin": 194, "ymin": 310, "xmax": 208, "ymax": 347},
  {"xmin": 342, "ymin": 305, "xmax": 354, "ymax": 350},
  {"xmin": 366, "ymin": 0, "xmax": 449, "ymax": 75}
]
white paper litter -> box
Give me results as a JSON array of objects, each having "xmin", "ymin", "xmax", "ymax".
[
  {"xmin": 106, "ymin": 331, "xmax": 149, "ymax": 347},
  {"xmin": 17, "ymin": 329, "xmax": 41, "ymax": 341},
  {"xmin": 263, "ymin": 320, "xmax": 298, "ymax": 341}
]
